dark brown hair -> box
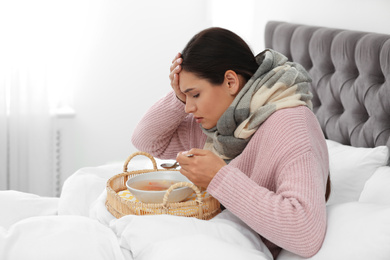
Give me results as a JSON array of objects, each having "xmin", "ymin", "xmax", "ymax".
[
  {"xmin": 181, "ymin": 27, "xmax": 258, "ymax": 85},
  {"xmin": 325, "ymin": 174, "xmax": 331, "ymax": 202}
]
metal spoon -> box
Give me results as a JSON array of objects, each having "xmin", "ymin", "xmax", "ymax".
[{"xmin": 160, "ymin": 154, "xmax": 194, "ymax": 169}]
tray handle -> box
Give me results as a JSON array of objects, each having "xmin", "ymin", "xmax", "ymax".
[
  {"xmin": 123, "ymin": 151, "xmax": 158, "ymax": 172},
  {"xmin": 162, "ymin": 182, "xmax": 203, "ymax": 219}
]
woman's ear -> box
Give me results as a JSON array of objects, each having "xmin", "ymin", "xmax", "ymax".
[{"xmin": 224, "ymin": 70, "xmax": 240, "ymax": 96}]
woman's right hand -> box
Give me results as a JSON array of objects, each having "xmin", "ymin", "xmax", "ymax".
[{"xmin": 169, "ymin": 53, "xmax": 186, "ymax": 103}]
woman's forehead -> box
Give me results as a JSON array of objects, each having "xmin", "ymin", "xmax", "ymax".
[{"xmin": 179, "ymin": 70, "xmax": 208, "ymax": 92}]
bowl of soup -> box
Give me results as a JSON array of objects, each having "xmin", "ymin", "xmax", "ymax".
[{"xmin": 126, "ymin": 171, "xmax": 194, "ymax": 203}]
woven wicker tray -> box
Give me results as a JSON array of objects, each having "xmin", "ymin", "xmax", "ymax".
[{"xmin": 105, "ymin": 151, "xmax": 221, "ymax": 220}]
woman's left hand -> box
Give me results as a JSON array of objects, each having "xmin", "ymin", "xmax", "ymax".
[{"xmin": 176, "ymin": 148, "xmax": 227, "ymax": 189}]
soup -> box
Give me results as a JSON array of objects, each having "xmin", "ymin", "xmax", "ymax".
[{"xmin": 129, "ymin": 179, "xmax": 179, "ymax": 191}]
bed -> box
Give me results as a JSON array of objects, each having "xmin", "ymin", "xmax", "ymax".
[{"xmin": 1, "ymin": 21, "xmax": 389, "ymax": 260}]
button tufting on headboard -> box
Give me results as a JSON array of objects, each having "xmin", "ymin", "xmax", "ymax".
[{"xmin": 265, "ymin": 21, "xmax": 390, "ymax": 159}]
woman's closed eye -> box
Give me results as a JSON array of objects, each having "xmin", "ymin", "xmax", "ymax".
[{"xmin": 193, "ymin": 93, "xmax": 200, "ymax": 98}]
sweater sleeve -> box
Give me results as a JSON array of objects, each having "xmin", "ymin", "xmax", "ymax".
[
  {"xmin": 131, "ymin": 91, "xmax": 206, "ymax": 159},
  {"xmin": 207, "ymin": 107, "xmax": 328, "ymax": 258}
]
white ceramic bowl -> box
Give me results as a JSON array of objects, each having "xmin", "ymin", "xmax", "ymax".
[{"xmin": 126, "ymin": 171, "xmax": 194, "ymax": 203}]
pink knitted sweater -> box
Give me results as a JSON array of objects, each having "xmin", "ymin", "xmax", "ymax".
[{"xmin": 132, "ymin": 91, "xmax": 329, "ymax": 259}]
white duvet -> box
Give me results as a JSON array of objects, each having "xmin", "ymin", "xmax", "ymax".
[{"xmin": 0, "ymin": 157, "xmax": 273, "ymax": 260}]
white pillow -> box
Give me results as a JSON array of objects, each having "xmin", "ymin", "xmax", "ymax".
[
  {"xmin": 59, "ymin": 164, "xmax": 121, "ymax": 216},
  {"xmin": 359, "ymin": 166, "xmax": 390, "ymax": 205},
  {"xmin": 325, "ymin": 140, "xmax": 388, "ymax": 205},
  {"xmin": 110, "ymin": 210, "xmax": 273, "ymax": 260},
  {"xmin": 0, "ymin": 215, "xmax": 126, "ymax": 260},
  {"xmin": 0, "ymin": 190, "xmax": 58, "ymax": 229},
  {"xmin": 278, "ymin": 202, "xmax": 390, "ymax": 260}
]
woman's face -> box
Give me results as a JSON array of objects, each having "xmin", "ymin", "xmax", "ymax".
[{"xmin": 179, "ymin": 70, "xmax": 235, "ymax": 129}]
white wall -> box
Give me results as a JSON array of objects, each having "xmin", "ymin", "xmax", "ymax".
[
  {"xmin": 252, "ymin": 0, "xmax": 390, "ymax": 54},
  {"xmin": 59, "ymin": 0, "xmax": 211, "ymax": 184},
  {"xmin": 59, "ymin": 0, "xmax": 390, "ymax": 187},
  {"xmin": 210, "ymin": 0, "xmax": 390, "ymax": 55}
]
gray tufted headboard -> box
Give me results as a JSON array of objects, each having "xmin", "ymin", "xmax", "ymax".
[{"xmin": 264, "ymin": 21, "xmax": 390, "ymax": 164}]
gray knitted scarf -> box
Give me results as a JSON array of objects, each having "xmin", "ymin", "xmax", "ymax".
[{"xmin": 202, "ymin": 49, "xmax": 313, "ymax": 163}]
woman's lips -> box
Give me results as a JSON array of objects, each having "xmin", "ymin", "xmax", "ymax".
[{"xmin": 194, "ymin": 117, "xmax": 203, "ymax": 124}]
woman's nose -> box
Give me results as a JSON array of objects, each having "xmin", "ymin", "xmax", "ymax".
[{"xmin": 185, "ymin": 100, "xmax": 196, "ymax": 114}]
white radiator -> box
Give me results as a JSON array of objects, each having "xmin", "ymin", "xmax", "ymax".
[
  {"xmin": 53, "ymin": 128, "xmax": 62, "ymax": 197},
  {"xmin": 0, "ymin": 111, "xmax": 74, "ymax": 197}
]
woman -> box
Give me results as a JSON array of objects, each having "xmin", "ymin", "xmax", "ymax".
[{"xmin": 132, "ymin": 27, "xmax": 329, "ymax": 259}]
